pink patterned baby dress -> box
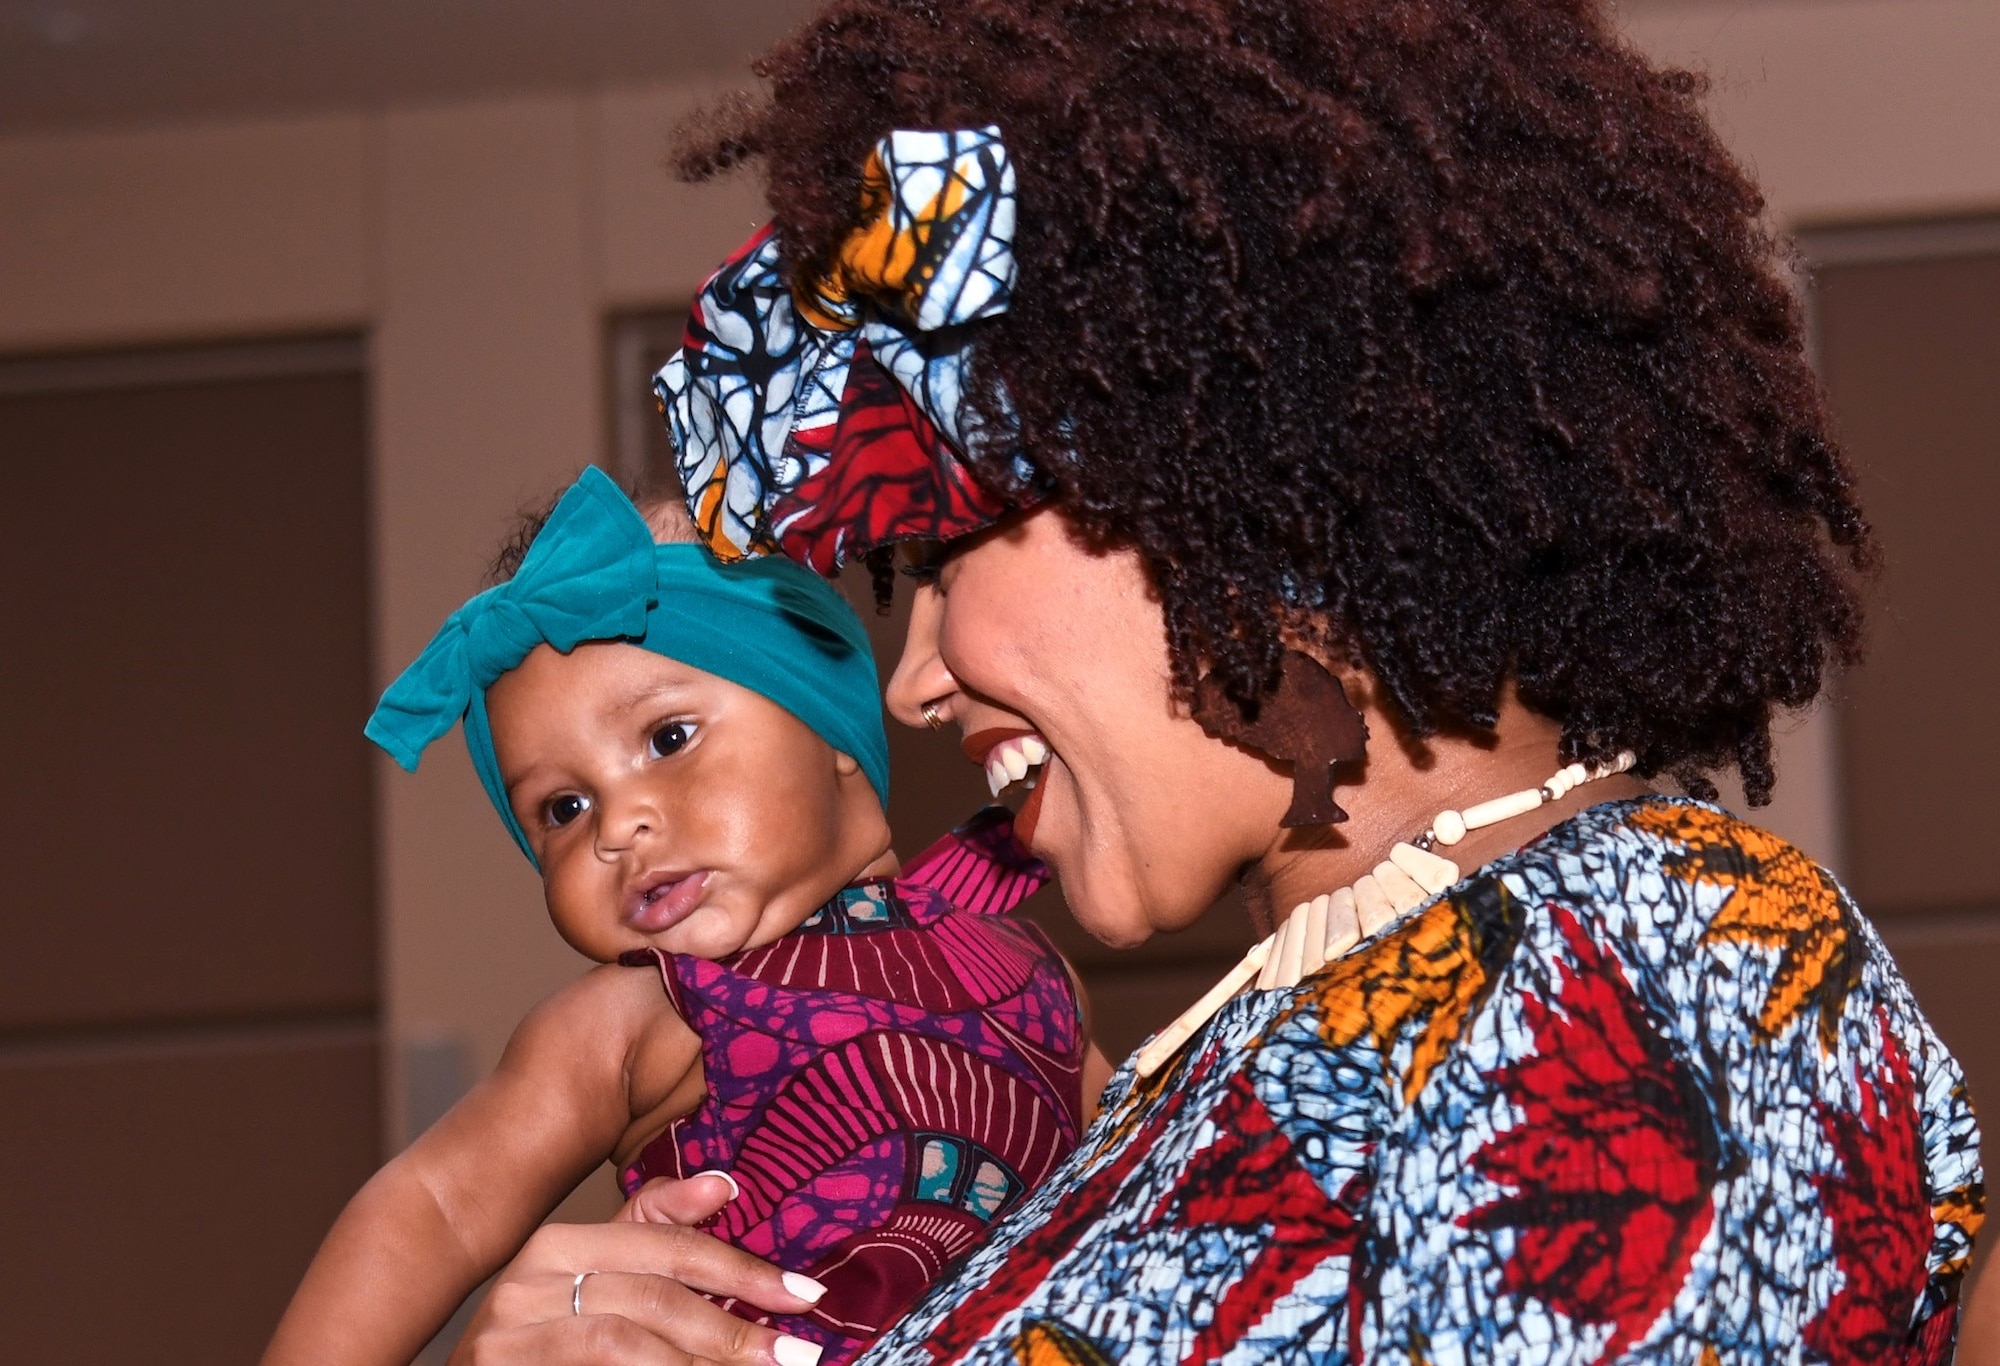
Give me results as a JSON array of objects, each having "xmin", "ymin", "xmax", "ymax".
[{"xmin": 617, "ymin": 807, "xmax": 1087, "ymax": 1364}]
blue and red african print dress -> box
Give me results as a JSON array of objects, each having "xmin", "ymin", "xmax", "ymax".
[{"xmin": 858, "ymin": 798, "xmax": 1982, "ymax": 1365}]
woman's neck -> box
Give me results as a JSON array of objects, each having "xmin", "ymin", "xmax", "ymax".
[{"xmin": 1243, "ymin": 684, "xmax": 1650, "ymax": 935}]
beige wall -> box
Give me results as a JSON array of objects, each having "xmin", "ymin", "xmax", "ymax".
[
  {"xmin": 2, "ymin": 0, "xmax": 1996, "ymax": 1164},
  {"xmin": 0, "ymin": 84, "xmax": 766, "ymax": 1165},
  {"xmin": 1624, "ymin": 0, "xmax": 2000, "ymax": 225}
]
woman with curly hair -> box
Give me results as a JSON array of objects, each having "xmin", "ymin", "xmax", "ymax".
[{"xmin": 450, "ymin": 0, "xmax": 1980, "ymax": 1360}]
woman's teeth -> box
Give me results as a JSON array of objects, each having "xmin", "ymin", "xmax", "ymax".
[{"xmin": 986, "ymin": 734, "xmax": 1050, "ymax": 797}]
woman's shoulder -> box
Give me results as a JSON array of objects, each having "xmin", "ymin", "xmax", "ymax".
[
  {"xmin": 1492, "ymin": 795, "xmax": 1946, "ymax": 1068},
  {"xmin": 1279, "ymin": 793, "xmax": 1971, "ymax": 1152},
  {"xmin": 1253, "ymin": 794, "xmax": 1982, "ymax": 1358}
]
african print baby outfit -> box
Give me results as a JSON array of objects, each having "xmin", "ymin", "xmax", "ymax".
[
  {"xmin": 619, "ymin": 807, "xmax": 1086, "ymax": 1366},
  {"xmin": 859, "ymin": 797, "xmax": 1982, "ymax": 1365}
]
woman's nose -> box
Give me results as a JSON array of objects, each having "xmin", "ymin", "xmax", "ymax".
[{"xmin": 885, "ymin": 584, "xmax": 957, "ymax": 729}]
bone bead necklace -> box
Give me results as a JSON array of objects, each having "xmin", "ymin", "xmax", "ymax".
[{"xmin": 1131, "ymin": 751, "xmax": 1637, "ymax": 1079}]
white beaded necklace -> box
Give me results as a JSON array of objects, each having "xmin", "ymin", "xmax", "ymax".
[{"xmin": 1132, "ymin": 750, "xmax": 1637, "ymax": 1079}]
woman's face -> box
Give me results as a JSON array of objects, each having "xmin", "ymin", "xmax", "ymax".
[{"xmin": 887, "ymin": 506, "xmax": 1293, "ymax": 946}]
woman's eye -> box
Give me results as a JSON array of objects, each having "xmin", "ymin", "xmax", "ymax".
[
  {"xmin": 649, "ymin": 722, "xmax": 697, "ymax": 758},
  {"xmin": 900, "ymin": 542, "xmax": 947, "ymax": 587},
  {"xmin": 543, "ymin": 793, "xmax": 591, "ymax": 828}
]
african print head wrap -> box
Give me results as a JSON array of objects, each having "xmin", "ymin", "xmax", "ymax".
[{"xmin": 656, "ymin": 127, "xmax": 1045, "ymax": 575}]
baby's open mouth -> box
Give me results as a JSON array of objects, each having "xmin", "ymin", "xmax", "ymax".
[{"xmin": 626, "ymin": 870, "xmax": 711, "ymax": 933}]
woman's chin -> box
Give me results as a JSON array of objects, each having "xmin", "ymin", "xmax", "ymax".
[
  {"xmin": 1036, "ymin": 786, "xmax": 1163, "ymax": 944},
  {"xmin": 1052, "ymin": 830, "xmax": 1245, "ymax": 946},
  {"xmin": 1065, "ymin": 893, "xmax": 1156, "ymax": 949},
  {"xmin": 1045, "ymin": 846, "xmax": 1161, "ymax": 948}
]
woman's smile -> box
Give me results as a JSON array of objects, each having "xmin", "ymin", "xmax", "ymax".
[
  {"xmin": 888, "ymin": 508, "xmax": 1296, "ymax": 945},
  {"xmin": 961, "ymin": 726, "xmax": 1047, "ymax": 792},
  {"xmin": 1011, "ymin": 747, "xmax": 1064, "ymax": 853}
]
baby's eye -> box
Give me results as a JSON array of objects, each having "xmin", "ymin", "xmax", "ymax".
[
  {"xmin": 543, "ymin": 793, "xmax": 591, "ymax": 828},
  {"xmin": 649, "ymin": 721, "xmax": 697, "ymax": 759}
]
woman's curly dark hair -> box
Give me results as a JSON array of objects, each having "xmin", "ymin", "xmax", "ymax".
[{"xmin": 681, "ymin": 0, "xmax": 1870, "ymax": 803}]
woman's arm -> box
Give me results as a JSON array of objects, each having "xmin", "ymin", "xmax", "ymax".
[
  {"xmin": 262, "ymin": 966, "xmax": 694, "ymax": 1366},
  {"xmin": 448, "ymin": 1176, "xmax": 828, "ymax": 1366}
]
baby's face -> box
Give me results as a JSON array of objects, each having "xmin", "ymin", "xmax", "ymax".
[{"xmin": 485, "ymin": 641, "xmax": 888, "ymax": 962}]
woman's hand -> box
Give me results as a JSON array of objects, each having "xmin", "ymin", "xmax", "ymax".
[{"xmin": 448, "ymin": 1173, "xmax": 827, "ymax": 1366}]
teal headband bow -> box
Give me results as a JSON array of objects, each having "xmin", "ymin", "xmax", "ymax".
[{"xmin": 365, "ymin": 466, "xmax": 889, "ymax": 863}]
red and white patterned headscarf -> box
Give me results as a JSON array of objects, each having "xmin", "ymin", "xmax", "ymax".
[{"xmin": 656, "ymin": 127, "xmax": 1045, "ymax": 576}]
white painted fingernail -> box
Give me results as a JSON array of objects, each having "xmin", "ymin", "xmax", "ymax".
[
  {"xmin": 693, "ymin": 1168, "xmax": 740, "ymax": 1201},
  {"xmin": 774, "ymin": 1334, "xmax": 823, "ymax": 1366},
  {"xmin": 781, "ymin": 1272, "xmax": 827, "ymax": 1304}
]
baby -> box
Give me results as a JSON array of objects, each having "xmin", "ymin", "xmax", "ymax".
[{"xmin": 264, "ymin": 468, "xmax": 1104, "ymax": 1366}]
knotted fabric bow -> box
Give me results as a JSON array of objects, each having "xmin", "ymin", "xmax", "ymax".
[
  {"xmin": 658, "ymin": 126, "xmax": 1044, "ymax": 575},
  {"xmin": 365, "ymin": 467, "xmax": 889, "ymax": 863}
]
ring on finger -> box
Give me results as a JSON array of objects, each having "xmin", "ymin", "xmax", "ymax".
[
  {"xmin": 921, "ymin": 699, "xmax": 947, "ymax": 731},
  {"xmin": 572, "ymin": 1270, "xmax": 595, "ymax": 1317}
]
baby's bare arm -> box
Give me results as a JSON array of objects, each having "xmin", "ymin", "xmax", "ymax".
[{"xmin": 261, "ymin": 965, "xmax": 697, "ymax": 1366}]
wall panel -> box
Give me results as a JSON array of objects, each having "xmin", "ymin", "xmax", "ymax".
[
  {"xmin": 0, "ymin": 1031, "xmax": 379, "ymax": 1363},
  {"xmin": 0, "ymin": 364, "xmax": 376, "ymax": 1029},
  {"xmin": 0, "ymin": 343, "xmax": 380, "ymax": 1362},
  {"xmin": 1814, "ymin": 249, "xmax": 2000, "ymax": 913}
]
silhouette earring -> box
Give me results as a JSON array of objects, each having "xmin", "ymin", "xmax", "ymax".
[{"xmin": 1192, "ymin": 650, "xmax": 1368, "ymax": 827}]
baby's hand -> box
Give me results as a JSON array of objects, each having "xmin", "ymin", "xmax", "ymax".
[{"xmin": 616, "ymin": 1170, "xmax": 742, "ymax": 1226}]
